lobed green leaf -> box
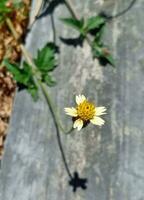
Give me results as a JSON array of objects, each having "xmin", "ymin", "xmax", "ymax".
[
  {"xmin": 60, "ymin": 17, "xmax": 85, "ymax": 34},
  {"xmin": 103, "ymin": 54, "xmax": 115, "ymax": 67},
  {"xmin": 4, "ymin": 59, "xmax": 38, "ymax": 100},
  {"xmin": 86, "ymin": 15, "xmax": 105, "ymax": 31},
  {"xmin": 42, "ymin": 74, "xmax": 56, "ymax": 87},
  {"xmin": 92, "ymin": 43, "xmax": 115, "ymax": 67},
  {"xmin": 34, "ymin": 43, "xmax": 57, "ymax": 72}
]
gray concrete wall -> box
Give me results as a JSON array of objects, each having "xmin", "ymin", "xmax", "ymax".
[{"xmin": 1, "ymin": 0, "xmax": 144, "ymax": 199}]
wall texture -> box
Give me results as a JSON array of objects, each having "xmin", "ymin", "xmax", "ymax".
[{"xmin": 1, "ymin": 0, "xmax": 144, "ymax": 199}]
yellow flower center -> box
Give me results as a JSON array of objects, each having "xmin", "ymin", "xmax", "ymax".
[{"xmin": 77, "ymin": 100, "xmax": 95, "ymax": 121}]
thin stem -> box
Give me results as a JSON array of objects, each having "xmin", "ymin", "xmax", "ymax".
[
  {"xmin": 64, "ymin": 0, "xmax": 79, "ymax": 20},
  {"xmin": 5, "ymin": 17, "xmax": 73, "ymax": 179},
  {"xmin": 20, "ymin": 45, "xmax": 35, "ymax": 69},
  {"xmin": 39, "ymin": 81, "xmax": 62, "ymax": 131},
  {"xmin": 39, "ymin": 81, "xmax": 73, "ymax": 134},
  {"xmin": 50, "ymin": 14, "xmax": 56, "ymax": 43},
  {"xmin": 38, "ymin": 81, "xmax": 73, "ymax": 179}
]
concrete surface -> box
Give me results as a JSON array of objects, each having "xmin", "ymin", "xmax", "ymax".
[{"xmin": 1, "ymin": 0, "xmax": 144, "ymax": 199}]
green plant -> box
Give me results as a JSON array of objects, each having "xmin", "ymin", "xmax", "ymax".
[
  {"xmin": 61, "ymin": 15, "xmax": 115, "ymax": 66},
  {"xmin": 4, "ymin": 43, "xmax": 58, "ymax": 100}
]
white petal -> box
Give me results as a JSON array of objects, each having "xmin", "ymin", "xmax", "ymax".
[
  {"xmin": 95, "ymin": 106, "xmax": 107, "ymax": 116},
  {"xmin": 75, "ymin": 95, "xmax": 86, "ymax": 105},
  {"xmin": 64, "ymin": 107, "xmax": 78, "ymax": 117},
  {"xmin": 73, "ymin": 119, "xmax": 83, "ymax": 131},
  {"xmin": 90, "ymin": 116, "xmax": 105, "ymax": 126}
]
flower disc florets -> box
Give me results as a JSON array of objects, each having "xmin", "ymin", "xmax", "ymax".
[{"xmin": 77, "ymin": 100, "xmax": 95, "ymax": 121}]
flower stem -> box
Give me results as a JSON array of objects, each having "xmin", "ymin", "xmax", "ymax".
[
  {"xmin": 64, "ymin": 0, "xmax": 79, "ymax": 19},
  {"xmin": 38, "ymin": 81, "xmax": 64, "ymax": 132},
  {"xmin": 40, "ymin": 81, "xmax": 74, "ymax": 134},
  {"xmin": 5, "ymin": 17, "xmax": 72, "ymax": 134},
  {"xmin": 39, "ymin": 80, "xmax": 73, "ymax": 133}
]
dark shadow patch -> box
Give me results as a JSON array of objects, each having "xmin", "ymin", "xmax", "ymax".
[
  {"xmin": 17, "ymin": 83, "xmax": 27, "ymax": 91},
  {"xmin": 99, "ymin": 56, "xmax": 111, "ymax": 67},
  {"xmin": 69, "ymin": 171, "xmax": 88, "ymax": 192},
  {"xmin": 60, "ymin": 36, "xmax": 84, "ymax": 47},
  {"xmin": 37, "ymin": 0, "xmax": 64, "ymax": 19},
  {"xmin": 88, "ymin": 24, "xmax": 104, "ymax": 37}
]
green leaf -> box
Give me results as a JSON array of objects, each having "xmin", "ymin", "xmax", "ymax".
[
  {"xmin": 42, "ymin": 74, "xmax": 56, "ymax": 87},
  {"xmin": 34, "ymin": 42, "xmax": 57, "ymax": 72},
  {"xmin": 0, "ymin": 7, "xmax": 11, "ymax": 13},
  {"xmin": 103, "ymin": 54, "xmax": 115, "ymax": 67},
  {"xmin": 92, "ymin": 43, "xmax": 103, "ymax": 57},
  {"xmin": 86, "ymin": 16, "xmax": 105, "ymax": 31},
  {"xmin": 4, "ymin": 59, "xmax": 26, "ymax": 83},
  {"xmin": 94, "ymin": 24, "xmax": 105, "ymax": 45},
  {"xmin": 4, "ymin": 59, "xmax": 39, "ymax": 100},
  {"xmin": 34, "ymin": 43, "xmax": 57, "ymax": 87},
  {"xmin": 13, "ymin": 0, "xmax": 24, "ymax": 9},
  {"xmin": 60, "ymin": 17, "xmax": 84, "ymax": 34},
  {"xmin": 0, "ymin": 0, "xmax": 12, "ymax": 14},
  {"xmin": 27, "ymin": 85, "xmax": 38, "ymax": 101},
  {"xmin": 22, "ymin": 61, "xmax": 34, "ymax": 85},
  {"xmin": 92, "ymin": 43, "xmax": 115, "ymax": 67}
]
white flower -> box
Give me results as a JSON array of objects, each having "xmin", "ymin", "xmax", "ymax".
[{"xmin": 64, "ymin": 95, "xmax": 106, "ymax": 131}]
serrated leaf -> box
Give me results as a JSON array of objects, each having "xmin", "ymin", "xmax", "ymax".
[
  {"xmin": 60, "ymin": 17, "xmax": 84, "ymax": 34},
  {"xmin": 22, "ymin": 61, "xmax": 34, "ymax": 85},
  {"xmin": 86, "ymin": 15, "xmax": 105, "ymax": 31},
  {"xmin": 27, "ymin": 85, "xmax": 38, "ymax": 101},
  {"xmin": 92, "ymin": 43, "xmax": 115, "ymax": 67},
  {"xmin": 4, "ymin": 59, "xmax": 39, "ymax": 100},
  {"xmin": 34, "ymin": 43, "xmax": 57, "ymax": 72},
  {"xmin": 42, "ymin": 74, "xmax": 56, "ymax": 87},
  {"xmin": 94, "ymin": 24, "xmax": 105, "ymax": 45},
  {"xmin": 92, "ymin": 43, "xmax": 103, "ymax": 57},
  {"xmin": 99, "ymin": 47, "xmax": 115, "ymax": 67},
  {"xmin": 4, "ymin": 59, "xmax": 26, "ymax": 83},
  {"xmin": 104, "ymin": 54, "xmax": 115, "ymax": 67}
]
